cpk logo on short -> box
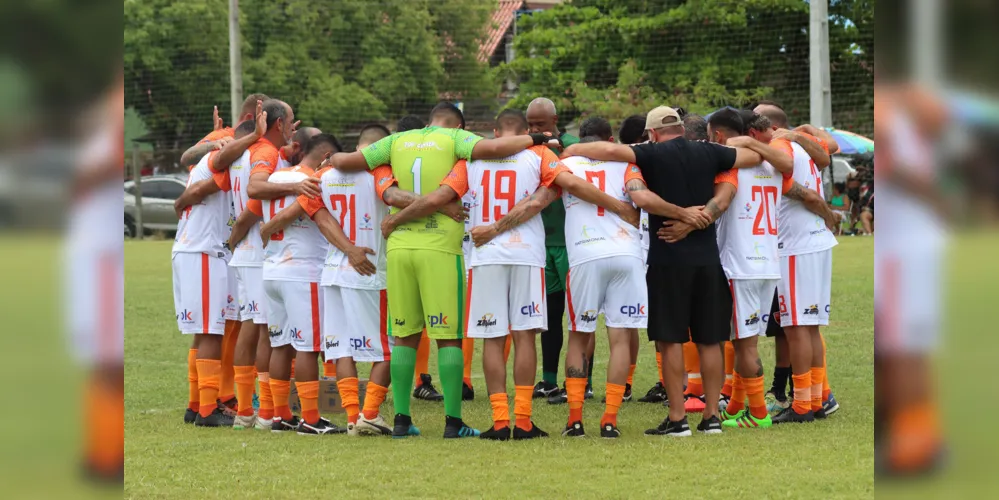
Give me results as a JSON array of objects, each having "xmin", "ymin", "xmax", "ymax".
[{"xmin": 520, "ymin": 302, "xmax": 543, "ymax": 317}]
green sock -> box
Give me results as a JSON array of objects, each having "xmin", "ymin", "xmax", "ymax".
[
  {"xmin": 587, "ymin": 356, "xmax": 594, "ymax": 386},
  {"xmin": 543, "ymin": 371, "xmax": 557, "ymax": 385},
  {"xmin": 438, "ymin": 346, "xmax": 464, "ymax": 419},
  {"xmin": 390, "ymin": 345, "xmax": 417, "ymax": 417}
]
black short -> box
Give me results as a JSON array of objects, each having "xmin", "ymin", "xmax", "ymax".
[
  {"xmin": 646, "ymin": 264, "xmax": 731, "ymax": 344},
  {"xmin": 764, "ymin": 288, "xmax": 784, "ymax": 338}
]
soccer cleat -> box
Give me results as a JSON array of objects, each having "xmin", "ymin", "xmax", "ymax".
[
  {"xmin": 547, "ymin": 387, "xmax": 567, "ymax": 405},
  {"xmin": 220, "ymin": 396, "xmax": 238, "ymax": 412},
  {"xmin": 392, "ymin": 414, "xmax": 421, "ymax": 439},
  {"xmin": 462, "ymin": 382, "xmax": 475, "ymax": 401},
  {"xmin": 513, "ymin": 423, "xmax": 549, "ymax": 440},
  {"xmin": 765, "ymin": 391, "xmax": 790, "ymax": 414},
  {"xmin": 720, "ymin": 409, "xmax": 745, "ymax": 422},
  {"xmin": 346, "ymin": 422, "xmax": 357, "ymax": 437},
  {"xmin": 413, "ymin": 374, "xmax": 444, "ymax": 402},
  {"xmin": 638, "ymin": 382, "xmax": 667, "ymax": 403},
  {"xmin": 271, "ymin": 415, "xmax": 302, "ymax": 433},
  {"xmin": 600, "ymin": 423, "xmax": 621, "ymax": 438},
  {"xmin": 722, "ymin": 412, "xmax": 773, "ymax": 429},
  {"xmin": 443, "ymin": 417, "xmax": 480, "ymax": 439},
  {"xmin": 356, "ymin": 414, "xmax": 392, "ymax": 436},
  {"xmin": 183, "ymin": 408, "xmax": 198, "ymax": 424},
  {"xmin": 562, "ymin": 421, "xmax": 585, "ymax": 437},
  {"xmin": 585, "ymin": 384, "xmax": 594, "ymax": 400},
  {"xmin": 697, "ymin": 415, "xmax": 723, "ymax": 434},
  {"xmin": 479, "ymin": 426, "xmax": 511, "ymax": 441},
  {"xmin": 296, "ymin": 419, "xmax": 343, "ymax": 436},
  {"xmin": 254, "ymin": 416, "xmax": 273, "ymax": 431},
  {"xmin": 232, "ymin": 414, "xmax": 257, "ymax": 430},
  {"xmin": 602, "ymin": 384, "xmax": 634, "ymax": 403},
  {"xmin": 194, "ymin": 406, "xmax": 236, "ymax": 428},
  {"xmin": 252, "ymin": 393, "xmax": 260, "ymax": 411},
  {"xmin": 645, "ymin": 416, "xmax": 691, "ymax": 437},
  {"xmin": 532, "ymin": 381, "xmax": 559, "ymax": 399},
  {"xmin": 718, "ymin": 395, "xmax": 731, "ymax": 413},
  {"xmin": 682, "ymin": 394, "xmax": 706, "ymax": 413},
  {"xmin": 772, "ymin": 407, "xmax": 815, "ymax": 424},
  {"xmin": 823, "ymin": 392, "xmax": 840, "ymax": 416}
]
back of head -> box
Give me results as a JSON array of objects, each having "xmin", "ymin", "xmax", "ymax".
[
  {"xmin": 495, "ymin": 109, "xmax": 528, "ymax": 137},
  {"xmin": 682, "ymin": 114, "xmax": 708, "ymax": 141},
  {"xmin": 292, "ymin": 126, "xmax": 321, "ymax": 147},
  {"xmin": 261, "ymin": 99, "xmax": 289, "ymax": 131},
  {"xmin": 240, "ymin": 93, "xmax": 270, "ymax": 118},
  {"xmin": 579, "ymin": 117, "xmax": 613, "ymax": 142},
  {"xmin": 743, "ymin": 112, "xmax": 773, "ymax": 143},
  {"xmin": 358, "ymin": 124, "xmax": 390, "ymax": 148},
  {"xmin": 578, "ymin": 136, "xmax": 604, "ymax": 144},
  {"xmin": 305, "ymin": 133, "xmax": 343, "ymax": 157},
  {"xmin": 234, "ymin": 120, "xmax": 256, "ymax": 139},
  {"xmin": 618, "ymin": 114, "xmax": 648, "ymax": 145},
  {"xmin": 430, "ymin": 102, "xmax": 465, "ymax": 129},
  {"xmin": 707, "ymin": 108, "xmax": 745, "ymax": 143},
  {"xmin": 645, "ymin": 106, "xmax": 684, "ymax": 141},
  {"xmin": 754, "ymin": 100, "xmax": 789, "ymax": 129},
  {"xmin": 396, "ymin": 115, "xmax": 426, "ymax": 133}
]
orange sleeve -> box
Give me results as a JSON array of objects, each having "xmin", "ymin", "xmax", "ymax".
[
  {"xmin": 297, "ymin": 194, "xmax": 324, "ymax": 217},
  {"xmin": 781, "ymin": 174, "xmax": 794, "ymax": 194},
  {"xmin": 198, "ymin": 128, "xmax": 233, "ymax": 145},
  {"xmin": 371, "ymin": 165, "xmax": 397, "ymax": 201},
  {"xmin": 207, "ymin": 152, "xmax": 231, "ymax": 191},
  {"xmin": 249, "ymin": 144, "xmax": 279, "ymax": 177},
  {"xmin": 247, "ymin": 199, "xmax": 263, "ymax": 217},
  {"xmin": 798, "ymin": 132, "xmax": 830, "ymax": 154},
  {"xmin": 624, "ymin": 163, "xmax": 645, "ymax": 185},
  {"xmin": 770, "ymin": 138, "xmax": 795, "ymax": 179},
  {"xmin": 536, "ymin": 147, "xmax": 570, "ymax": 187},
  {"xmin": 440, "ymin": 160, "xmax": 470, "ymax": 197},
  {"xmin": 715, "ymin": 170, "xmax": 738, "ymax": 187}
]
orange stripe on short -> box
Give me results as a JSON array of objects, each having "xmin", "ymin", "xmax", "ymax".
[
  {"xmin": 565, "ymin": 269, "xmax": 576, "ymax": 331},
  {"xmin": 310, "ymin": 283, "xmax": 321, "ymax": 352},
  {"xmin": 379, "ymin": 290, "xmax": 391, "ymax": 361},
  {"xmin": 788, "ymin": 256, "xmax": 799, "ymax": 326}
]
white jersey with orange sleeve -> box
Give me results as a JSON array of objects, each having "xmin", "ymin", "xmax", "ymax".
[
  {"xmin": 714, "ymin": 162, "xmax": 791, "ymax": 279},
  {"xmin": 458, "ymin": 145, "xmax": 569, "ymax": 267},
  {"xmin": 777, "ymin": 139, "xmax": 838, "ymax": 257},
  {"xmin": 559, "ymin": 156, "xmax": 644, "ymax": 267},
  {"xmin": 172, "ymin": 151, "xmax": 232, "ymax": 258},
  {"xmin": 261, "ymin": 166, "xmax": 326, "ymax": 282},
  {"xmin": 228, "ymin": 150, "xmax": 265, "ymax": 267},
  {"xmin": 306, "ymin": 166, "xmax": 396, "ymax": 290}
]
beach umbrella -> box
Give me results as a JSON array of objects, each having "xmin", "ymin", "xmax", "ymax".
[{"xmin": 823, "ymin": 128, "xmax": 874, "ymax": 155}]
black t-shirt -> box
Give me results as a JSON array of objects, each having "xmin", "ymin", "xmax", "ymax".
[{"xmin": 632, "ymin": 137, "xmax": 737, "ymax": 266}]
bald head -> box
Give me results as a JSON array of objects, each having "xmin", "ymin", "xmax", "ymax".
[
  {"xmin": 283, "ymin": 126, "xmax": 320, "ymax": 165},
  {"xmin": 293, "ymin": 126, "xmax": 321, "ymax": 146},
  {"xmin": 526, "ymin": 97, "xmax": 559, "ymax": 135},
  {"xmin": 754, "ymin": 103, "xmax": 788, "ymax": 129}
]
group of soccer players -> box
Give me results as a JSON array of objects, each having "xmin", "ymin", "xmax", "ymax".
[{"xmin": 171, "ymin": 92, "xmax": 844, "ymax": 440}]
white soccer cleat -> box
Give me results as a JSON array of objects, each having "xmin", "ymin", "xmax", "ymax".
[
  {"xmin": 346, "ymin": 422, "xmax": 358, "ymax": 437},
  {"xmin": 233, "ymin": 414, "xmax": 257, "ymax": 430},
  {"xmin": 356, "ymin": 414, "xmax": 392, "ymax": 436},
  {"xmin": 254, "ymin": 416, "xmax": 273, "ymax": 431}
]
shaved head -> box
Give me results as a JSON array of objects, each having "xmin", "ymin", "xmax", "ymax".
[
  {"xmin": 754, "ymin": 102, "xmax": 789, "ymax": 129},
  {"xmin": 527, "ymin": 97, "xmax": 557, "ymax": 115},
  {"xmin": 526, "ymin": 97, "xmax": 559, "ymax": 135}
]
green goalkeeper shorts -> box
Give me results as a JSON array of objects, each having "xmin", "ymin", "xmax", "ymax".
[
  {"xmin": 544, "ymin": 246, "xmax": 569, "ymax": 295},
  {"xmin": 387, "ymin": 248, "xmax": 465, "ymax": 340}
]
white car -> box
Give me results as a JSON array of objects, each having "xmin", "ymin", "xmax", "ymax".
[{"xmin": 124, "ymin": 174, "xmax": 188, "ymax": 238}]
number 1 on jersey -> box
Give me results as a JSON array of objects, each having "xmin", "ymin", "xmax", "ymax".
[
  {"xmin": 585, "ymin": 171, "xmax": 607, "ymax": 216},
  {"xmin": 411, "ymin": 158, "xmax": 423, "ymax": 195}
]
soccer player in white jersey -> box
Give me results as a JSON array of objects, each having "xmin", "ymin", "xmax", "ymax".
[
  {"xmin": 257, "ymin": 134, "xmax": 344, "ymax": 435},
  {"xmin": 697, "ymin": 110, "xmax": 795, "ymax": 430}
]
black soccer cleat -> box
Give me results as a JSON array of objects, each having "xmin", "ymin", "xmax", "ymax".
[
  {"xmin": 547, "ymin": 387, "xmax": 567, "ymax": 405},
  {"xmin": 772, "ymin": 407, "xmax": 816, "ymax": 424},
  {"xmin": 638, "ymin": 382, "xmax": 668, "ymax": 403},
  {"xmin": 270, "ymin": 415, "xmax": 302, "ymax": 433},
  {"xmin": 462, "ymin": 382, "xmax": 475, "ymax": 401},
  {"xmin": 562, "ymin": 421, "xmax": 585, "ymax": 437},
  {"xmin": 184, "ymin": 408, "xmax": 198, "ymax": 424},
  {"xmin": 219, "ymin": 396, "xmax": 238, "ymax": 412},
  {"xmin": 623, "ymin": 383, "xmax": 633, "ymax": 402},
  {"xmin": 296, "ymin": 418, "xmax": 344, "ymax": 436},
  {"xmin": 600, "ymin": 423, "xmax": 621, "ymax": 439},
  {"xmin": 532, "ymin": 381, "xmax": 559, "ymax": 399},
  {"xmin": 513, "ymin": 422, "xmax": 549, "ymax": 440},
  {"xmin": 443, "ymin": 416, "xmax": 480, "ymax": 438},
  {"xmin": 413, "ymin": 374, "xmax": 444, "ymax": 401},
  {"xmin": 392, "ymin": 414, "xmax": 421, "ymax": 438},
  {"xmin": 697, "ymin": 415, "xmax": 723, "ymax": 434},
  {"xmin": 645, "ymin": 416, "xmax": 692, "ymax": 437},
  {"xmin": 585, "ymin": 384, "xmax": 594, "ymax": 400},
  {"xmin": 479, "ymin": 426, "xmax": 511, "ymax": 441},
  {"xmin": 194, "ymin": 406, "xmax": 236, "ymax": 428}
]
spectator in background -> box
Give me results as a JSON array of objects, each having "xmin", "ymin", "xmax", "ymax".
[
  {"xmin": 829, "ymin": 182, "xmax": 852, "ymax": 235},
  {"xmin": 396, "ymin": 115, "xmax": 425, "ymax": 133},
  {"xmin": 140, "ymin": 163, "xmax": 153, "ymax": 177},
  {"xmin": 860, "ymin": 191, "xmax": 874, "ymax": 234}
]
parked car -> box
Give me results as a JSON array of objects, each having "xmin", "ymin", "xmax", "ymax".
[
  {"xmin": 821, "ymin": 156, "xmax": 857, "ymax": 200},
  {"xmin": 124, "ymin": 173, "xmax": 188, "ymax": 238}
]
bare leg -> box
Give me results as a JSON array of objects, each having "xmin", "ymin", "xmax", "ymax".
[
  {"xmin": 606, "ymin": 327, "xmax": 630, "ymax": 386},
  {"xmin": 697, "ymin": 342, "xmax": 723, "ymax": 419},
  {"xmin": 658, "ymin": 341, "xmax": 685, "ymax": 422},
  {"xmin": 482, "ymin": 337, "xmax": 507, "ymax": 396},
  {"xmin": 511, "ymin": 330, "xmax": 536, "ymax": 387}
]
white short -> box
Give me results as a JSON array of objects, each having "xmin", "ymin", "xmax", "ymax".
[
  {"xmin": 566, "ymin": 256, "xmax": 648, "ymax": 333},
  {"xmin": 172, "ymin": 253, "xmax": 228, "ymax": 335},
  {"xmin": 66, "ymin": 247, "xmax": 124, "ymax": 365},
  {"xmin": 729, "ymin": 278, "xmax": 780, "ymax": 340},
  {"xmin": 224, "ymin": 268, "xmax": 240, "ymax": 321},
  {"xmin": 322, "ymin": 286, "xmax": 393, "ymax": 362},
  {"xmin": 875, "ymin": 250, "xmax": 942, "ymax": 354},
  {"xmin": 264, "ymin": 280, "xmax": 323, "ymax": 351},
  {"xmin": 235, "ymin": 266, "xmax": 267, "ymax": 324},
  {"xmin": 466, "ymin": 265, "xmax": 547, "ymax": 338},
  {"xmin": 779, "ymin": 250, "xmax": 832, "ymax": 327}
]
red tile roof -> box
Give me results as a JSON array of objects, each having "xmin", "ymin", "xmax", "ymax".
[{"xmin": 479, "ymin": 0, "xmax": 523, "ymax": 63}]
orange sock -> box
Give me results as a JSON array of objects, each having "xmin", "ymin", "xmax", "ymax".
[
  {"xmin": 414, "ymin": 329, "xmax": 430, "ymax": 377},
  {"xmin": 297, "ymin": 380, "xmax": 321, "ymax": 425},
  {"xmin": 602, "ymin": 383, "xmax": 625, "ymax": 427},
  {"xmin": 810, "ymin": 367, "xmax": 824, "ymax": 412},
  {"xmin": 257, "ymin": 372, "xmax": 274, "ymax": 420},
  {"xmin": 566, "ymin": 377, "xmax": 587, "ymax": 424},
  {"xmin": 726, "ymin": 373, "xmax": 746, "ymax": 414},
  {"xmin": 234, "ymin": 366, "xmax": 256, "ymax": 417},
  {"xmin": 322, "ymin": 361, "xmax": 336, "ymax": 379},
  {"xmin": 791, "ymin": 372, "xmax": 812, "ymax": 414},
  {"xmin": 721, "ymin": 342, "xmax": 735, "ymax": 397},
  {"xmin": 821, "ymin": 333, "xmax": 831, "ymax": 401},
  {"xmin": 196, "ymin": 359, "xmax": 221, "ymax": 418},
  {"xmin": 187, "ymin": 349, "xmax": 199, "ymax": 412},
  {"xmin": 514, "ymin": 385, "xmax": 533, "ymax": 431},
  {"xmin": 270, "ymin": 378, "xmax": 292, "ymax": 421},
  {"xmin": 462, "ymin": 337, "xmax": 474, "ymax": 386},
  {"xmin": 84, "ymin": 378, "xmax": 124, "ymax": 473},
  {"xmin": 683, "ymin": 341, "xmax": 702, "ymax": 396},
  {"xmin": 626, "ymin": 364, "xmax": 636, "ymax": 387},
  {"xmin": 746, "ymin": 375, "xmax": 767, "ymax": 419},
  {"xmin": 503, "ymin": 336, "xmax": 512, "ymax": 365},
  {"xmin": 362, "ymin": 382, "xmax": 388, "ymax": 420},
  {"xmin": 337, "ymin": 377, "xmax": 360, "ymax": 424},
  {"xmin": 888, "ymin": 401, "xmax": 943, "ymax": 471},
  {"xmin": 220, "ymin": 321, "xmax": 239, "ymax": 402},
  {"xmin": 489, "ymin": 393, "xmax": 510, "ymax": 430},
  {"xmin": 289, "ymin": 359, "xmax": 296, "ymax": 380},
  {"xmin": 655, "ymin": 351, "xmax": 664, "ymax": 385}
]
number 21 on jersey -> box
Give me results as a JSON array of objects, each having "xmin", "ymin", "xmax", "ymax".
[{"xmin": 329, "ymin": 194, "xmax": 356, "ymax": 242}]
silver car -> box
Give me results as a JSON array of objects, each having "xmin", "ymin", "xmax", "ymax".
[{"xmin": 124, "ymin": 173, "xmax": 188, "ymax": 238}]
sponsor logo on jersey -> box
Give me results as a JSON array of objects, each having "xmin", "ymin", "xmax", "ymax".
[
  {"xmin": 548, "ymin": 161, "xmax": 559, "ymax": 169},
  {"xmin": 580, "ymin": 310, "xmax": 598, "ymax": 323},
  {"xmin": 359, "ymin": 213, "xmax": 373, "ymax": 230},
  {"xmin": 825, "ymin": 304, "xmax": 831, "ymax": 313},
  {"xmin": 614, "ymin": 226, "xmax": 634, "ymax": 241},
  {"xmin": 245, "ymin": 301, "xmax": 259, "ymax": 313},
  {"xmin": 521, "ymin": 302, "xmax": 543, "ymax": 317},
  {"xmin": 739, "ymin": 202, "xmax": 754, "ymax": 220},
  {"xmin": 476, "ymin": 313, "xmax": 498, "ymax": 327},
  {"xmin": 289, "ymin": 328, "xmax": 304, "ymax": 340},
  {"xmin": 177, "ymin": 309, "xmax": 195, "ymax": 323},
  {"xmin": 394, "ymin": 318, "xmax": 405, "ymax": 326},
  {"xmin": 269, "ymin": 326, "xmax": 282, "ymax": 338},
  {"xmin": 325, "ymin": 335, "xmax": 339, "ymax": 350},
  {"xmin": 576, "ymin": 225, "xmax": 606, "ymax": 246},
  {"xmin": 619, "ymin": 304, "xmax": 647, "ymax": 317},
  {"xmin": 746, "ymin": 242, "xmax": 769, "ymax": 261},
  {"xmin": 350, "ymin": 336, "xmax": 374, "ymax": 350},
  {"xmin": 378, "ymin": 177, "xmax": 389, "ymax": 186},
  {"xmin": 803, "ymin": 304, "xmax": 820, "ymax": 315},
  {"xmin": 502, "ymin": 230, "xmax": 530, "ymax": 249},
  {"xmin": 744, "ymin": 311, "xmax": 761, "ymax": 326},
  {"xmin": 251, "ymin": 160, "xmax": 273, "ymax": 170},
  {"xmin": 630, "ymin": 165, "xmax": 640, "ymax": 173},
  {"xmin": 428, "ymin": 313, "xmax": 449, "ymax": 328},
  {"xmin": 425, "ymin": 218, "xmax": 439, "ymax": 230},
  {"xmin": 402, "ymin": 141, "xmax": 444, "ymax": 151}
]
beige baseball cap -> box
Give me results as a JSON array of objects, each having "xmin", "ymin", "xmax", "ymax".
[{"xmin": 644, "ymin": 106, "xmax": 683, "ymax": 130}]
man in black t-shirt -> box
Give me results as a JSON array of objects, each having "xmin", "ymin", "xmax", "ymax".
[{"xmin": 561, "ymin": 106, "xmax": 763, "ymax": 437}]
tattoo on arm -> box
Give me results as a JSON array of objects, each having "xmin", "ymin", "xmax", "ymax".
[
  {"xmin": 784, "ymin": 182, "xmax": 806, "ymax": 201},
  {"xmin": 705, "ymin": 199, "xmax": 723, "ymax": 220},
  {"xmin": 493, "ymin": 187, "xmax": 558, "ymax": 234},
  {"xmin": 383, "ymin": 186, "xmax": 418, "ymax": 208},
  {"xmin": 626, "ymin": 180, "xmax": 648, "ymax": 192}
]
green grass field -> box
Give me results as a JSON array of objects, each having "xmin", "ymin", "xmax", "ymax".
[{"xmin": 125, "ymin": 237, "xmax": 874, "ymax": 499}]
